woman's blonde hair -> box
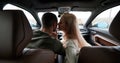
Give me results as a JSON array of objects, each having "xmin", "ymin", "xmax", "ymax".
[{"xmin": 61, "ymin": 13, "xmax": 90, "ymax": 47}]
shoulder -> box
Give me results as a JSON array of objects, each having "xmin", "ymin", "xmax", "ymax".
[
  {"xmin": 33, "ymin": 30, "xmax": 46, "ymax": 35},
  {"xmin": 66, "ymin": 39, "xmax": 75, "ymax": 47},
  {"xmin": 52, "ymin": 38, "xmax": 62, "ymax": 44},
  {"xmin": 33, "ymin": 30, "xmax": 43, "ymax": 35},
  {"xmin": 66, "ymin": 39, "xmax": 74, "ymax": 43},
  {"xmin": 33, "ymin": 30, "xmax": 41, "ymax": 33}
]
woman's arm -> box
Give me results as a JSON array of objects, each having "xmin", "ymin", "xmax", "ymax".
[{"xmin": 65, "ymin": 41, "xmax": 77, "ymax": 63}]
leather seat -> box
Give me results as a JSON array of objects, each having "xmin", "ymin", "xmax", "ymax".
[
  {"xmin": 78, "ymin": 46, "xmax": 120, "ymax": 63},
  {"xmin": 0, "ymin": 10, "xmax": 55, "ymax": 63},
  {"xmin": 22, "ymin": 48, "xmax": 55, "ymax": 63},
  {"xmin": 78, "ymin": 11, "xmax": 120, "ymax": 63}
]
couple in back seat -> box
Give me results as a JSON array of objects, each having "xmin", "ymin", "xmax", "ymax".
[{"xmin": 27, "ymin": 13, "xmax": 91, "ymax": 63}]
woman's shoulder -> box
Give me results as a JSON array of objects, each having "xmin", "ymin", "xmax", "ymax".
[
  {"xmin": 66, "ymin": 39, "xmax": 74, "ymax": 43},
  {"xmin": 65, "ymin": 39, "xmax": 76, "ymax": 46}
]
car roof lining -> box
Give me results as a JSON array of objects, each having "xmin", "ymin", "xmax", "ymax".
[
  {"xmin": 1, "ymin": 0, "xmax": 120, "ymax": 11},
  {"xmin": 1, "ymin": 0, "xmax": 120, "ymax": 29},
  {"xmin": 1, "ymin": 0, "xmax": 120, "ymax": 12},
  {"xmin": 5, "ymin": 0, "xmax": 117, "ymax": 11}
]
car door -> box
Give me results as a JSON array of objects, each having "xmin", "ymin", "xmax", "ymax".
[{"xmin": 86, "ymin": 5, "xmax": 120, "ymax": 46}]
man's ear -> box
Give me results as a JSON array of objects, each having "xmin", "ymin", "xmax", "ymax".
[
  {"xmin": 53, "ymin": 22, "xmax": 57, "ymax": 31},
  {"xmin": 54, "ymin": 23, "xmax": 57, "ymax": 27}
]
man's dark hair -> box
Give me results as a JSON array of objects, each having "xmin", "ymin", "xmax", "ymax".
[{"xmin": 42, "ymin": 13, "xmax": 57, "ymax": 28}]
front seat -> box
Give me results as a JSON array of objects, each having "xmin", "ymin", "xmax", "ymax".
[
  {"xmin": 78, "ymin": 11, "xmax": 120, "ymax": 63},
  {"xmin": 0, "ymin": 10, "xmax": 55, "ymax": 63}
]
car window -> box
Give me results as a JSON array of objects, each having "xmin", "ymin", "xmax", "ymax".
[
  {"xmin": 92, "ymin": 5, "xmax": 120, "ymax": 30},
  {"xmin": 38, "ymin": 11, "xmax": 91, "ymax": 29},
  {"xmin": 3, "ymin": 4, "xmax": 38, "ymax": 30}
]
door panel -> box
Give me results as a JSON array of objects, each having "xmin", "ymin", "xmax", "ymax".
[
  {"xmin": 94, "ymin": 35, "xmax": 118, "ymax": 46},
  {"xmin": 89, "ymin": 28, "xmax": 120, "ymax": 46},
  {"xmin": 86, "ymin": 5, "xmax": 120, "ymax": 46}
]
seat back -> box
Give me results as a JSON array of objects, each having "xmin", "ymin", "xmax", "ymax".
[
  {"xmin": 78, "ymin": 46, "xmax": 120, "ymax": 63},
  {"xmin": 21, "ymin": 48, "xmax": 55, "ymax": 63},
  {"xmin": 0, "ymin": 10, "xmax": 33, "ymax": 59},
  {"xmin": 0, "ymin": 10, "xmax": 55, "ymax": 63},
  {"xmin": 109, "ymin": 11, "xmax": 120, "ymax": 41}
]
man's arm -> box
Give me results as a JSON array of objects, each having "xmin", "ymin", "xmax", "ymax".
[{"xmin": 54, "ymin": 40, "xmax": 66, "ymax": 56}]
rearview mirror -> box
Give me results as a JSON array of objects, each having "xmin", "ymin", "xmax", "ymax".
[{"xmin": 58, "ymin": 7, "xmax": 71, "ymax": 17}]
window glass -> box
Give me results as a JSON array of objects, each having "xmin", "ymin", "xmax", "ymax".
[
  {"xmin": 3, "ymin": 4, "xmax": 38, "ymax": 30},
  {"xmin": 92, "ymin": 5, "xmax": 120, "ymax": 30},
  {"xmin": 38, "ymin": 11, "xmax": 91, "ymax": 29}
]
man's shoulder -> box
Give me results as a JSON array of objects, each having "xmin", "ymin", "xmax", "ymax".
[
  {"xmin": 33, "ymin": 30, "xmax": 62, "ymax": 44},
  {"xmin": 50, "ymin": 37, "xmax": 59, "ymax": 41},
  {"xmin": 52, "ymin": 38, "xmax": 63, "ymax": 45},
  {"xmin": 33, "ymin": 30, "xmax": 50, "ymax": 37},
  {"xmin": 33, "ymin": 30, "xmax": 43, "ymax": 34},
  {"xmin": 33, "ymin": 30, "xmax": 41, "ymax": 35}
]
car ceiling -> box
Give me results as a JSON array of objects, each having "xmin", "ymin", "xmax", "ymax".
[{"xmin": 1, "ymin": 0, "xmax": 120, "ymax": 12}]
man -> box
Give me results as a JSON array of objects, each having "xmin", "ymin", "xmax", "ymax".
[{"xmin": 27, "ymin": 13, "xmax": 65, "ymax": 56}]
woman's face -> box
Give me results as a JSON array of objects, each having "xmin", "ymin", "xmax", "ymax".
[{"xmin": 58, "ymin": 18, "xmax": 66, "ymax": 31}]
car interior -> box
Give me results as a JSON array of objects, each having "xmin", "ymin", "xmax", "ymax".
[
  {"xmin": 0, "ymin": 0, "xmax": 120, "ymax": 63},
  {"xmin": 78, "ymin": 10, "xmax": 120, "ymax": 63}
]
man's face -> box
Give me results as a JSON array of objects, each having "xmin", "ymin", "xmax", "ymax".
[{"xmin": 53, "ymin": 22, "xmax": 57, "ymax": 31}]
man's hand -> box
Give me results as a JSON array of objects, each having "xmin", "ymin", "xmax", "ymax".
[{"xmin": 51, "ymin": 31, "xmax": 58, "ymax": 39}]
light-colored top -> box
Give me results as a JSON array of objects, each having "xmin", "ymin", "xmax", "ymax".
[{"xmin": 64, "ymin": 39, "xmax": 80, "ymax": 63}]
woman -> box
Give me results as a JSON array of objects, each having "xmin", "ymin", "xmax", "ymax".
[{"xmin": 58, "ymin": 13, "xmax": 91, "ymax": 63}]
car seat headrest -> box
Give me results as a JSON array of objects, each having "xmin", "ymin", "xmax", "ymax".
[
  {"xmin": 109, "ymin": 11, "xmax": 120, "ymax": 41},
  {"xmin": 0, "ymin": 10, "xmax": 32, "ymax": 59}
]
